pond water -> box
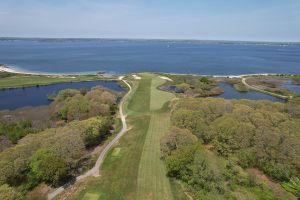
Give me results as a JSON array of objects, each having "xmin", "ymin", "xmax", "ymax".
[
  {"xmin": 0, "ymin": 80, "xmax": 124, "ymax": 110},
  {"xmin": 217, "ymin": 82, "xmax": 285, "ymax": 102},
  {"xmin": 281, "ymin": 80, "xmax": 300, "ymax": 94}
]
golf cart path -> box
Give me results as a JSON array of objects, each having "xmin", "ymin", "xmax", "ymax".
[
  {"xmin": 242, "ymin": 77, "xmax": 291, "ymax": 99},
  {"xmin": 48, "ymin": 79, "xmax": 132, "ymax": 200}
]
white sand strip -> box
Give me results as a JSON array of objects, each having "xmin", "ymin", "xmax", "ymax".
[
  {"xmin": 132, "ymin": 74, "xmax": 141, "ymax": 80},
  {"xmin": 159, "ymin": 76, "xmax": 173, "ymax": 81}
]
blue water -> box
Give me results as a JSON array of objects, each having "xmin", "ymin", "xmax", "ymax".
[
  {"xmin": 0, "ymin": 39, "xmax": 300, "ymax": 75},
  {"xmin": 281, "ymin": 80, "xmax": 300, "ymax": 94},
  {"xmin": 217, "ymin": 82, "xmax": 285, "ymax": 102},
  {"xmin": 0, "ymin": 80, "xmax": 123, "ymax": 110}
]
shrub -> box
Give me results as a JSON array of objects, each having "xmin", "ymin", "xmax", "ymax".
[
  {"xmin": 30, "ymin": 149, "xmax": 68, "ymax": 185},
  {"xmin": 0, "ymin": 184, "xmax": 22, "ymax": 200},
  {"xmin": 282, "ymin": 177, "xmax": 300, "ymax": 198},
  {"xmin": 160, "ymin": 127, "xmax": 197, "ymax": 158}
]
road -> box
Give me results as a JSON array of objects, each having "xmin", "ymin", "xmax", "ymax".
[
  {"xmin": 48, "ymin": 79, "xmax": 132, "ymax": 200},
  {"xmin": 242, "ymin": 77, "xmax": 291, "ymax": 100}
]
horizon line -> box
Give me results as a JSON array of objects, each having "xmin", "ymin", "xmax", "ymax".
[{"xmin": 0, "ymin": 36, "xmax": 299, "ymax": 44}]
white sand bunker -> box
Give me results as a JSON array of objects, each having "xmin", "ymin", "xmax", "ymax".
[
  {"xmin": 132, "ymin": 74, "xmax": 141, "ymax": 80},
  {"xmin": 118, "ymin": 76, "xmax": 124, "ymax": 80},
  {"xmin": 159, "ymin": 76, "xmax": 173, "ymax": 81}
]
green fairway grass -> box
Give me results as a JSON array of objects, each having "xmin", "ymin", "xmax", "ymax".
[
  {"xmin": 137, "ymin": 74, "xmax": 175, "ymax": 199},
  {"xmin": 127, "ymin": 75, "xmax": 152, "ymax": 113},
  {"xmin": 73, "ymin": 73, "xmax": 186, "ymax": 200},
  {"xmin": 0, "ymin": 73, "xmax": 113, "ymax": 89},
  {"xmin": 149, "ymin": 74, "xmax": 174, "ymax": 111}
]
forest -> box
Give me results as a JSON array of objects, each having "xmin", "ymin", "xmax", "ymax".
[
  {"xmin": 161, "ymin": 97, "xmax": 300, "ymax": 199},
  {"xmin": 0, "ymin": 86, "xmax": 119, "ymax": 199}
]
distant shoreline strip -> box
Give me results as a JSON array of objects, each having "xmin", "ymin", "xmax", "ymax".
[{"xmin": 0, "ymin": 64, "xmax": 298, "ymax": 78}]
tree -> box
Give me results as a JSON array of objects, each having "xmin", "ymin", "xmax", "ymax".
[
  {"xmin": 30, "ymin": 149, "xmax": 68, "ymax": 185},
  {"xmin": 55, "ymin": 89, "xmax": 80, "ymax": 102},
  {"xmin": 66, "ymin": 94, "xmax": 89, "ymax": 121},
  {"xmin": 76, "ymin": 117, "xmax": 112, "ymax": 147},
  {"xmin": 165, "ymin": 144, "xmax": 197, "ymax": 181},
  {"xmin": 79, "ymin": 87, "xmax": 88, "ymax": 96},
  {"xmin": 50, "ymin": 132, "xmax": 85, "ymax": 169},
  {"xmin": 199, "ymin": 77, "xmax": 211, "ymax": 84},
  {"xmin": 161, "ymin": 127, "xmax": 197, "ymax": 158},
  {"xmin": 170, "ymin": 97, "xmax": 300, "ymax": 182},
  {"xmin": 0, "ymin": 184, "xmax": 22, "ymax": 200},
  {"xmin": 190, "ymin": 151, "xmax": 223, "ymax": 193}
]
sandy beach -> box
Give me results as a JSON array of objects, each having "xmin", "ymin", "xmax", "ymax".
[
  {"xmin": 0, "ymin": 65, "xmax": 56, "ymax": 76},
  {"xmin": 0, "ymin": 65, "xmax": 21, "ymax": 74},
  {"xmin": 0, "ymin": 65, "xmax": 111, "ymax": 78},
  {"xmin": 0, "ymin": 64, "xmax": 286, "ymax": 79}
]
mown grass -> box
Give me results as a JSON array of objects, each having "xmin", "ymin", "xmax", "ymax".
[
  {"xmin": 127, "ymin": 75, "xmax": 151, "ymax": 113},
  {"xmin": 137, "ymin": 74, "xmax": 175, "ymax": 199},
  {"xmin": 0, "ymin": 73, "xmax": 111, "ymax": 89},
  {"xmin": 74, "ymin": 115, "xmax": 151, "ymax": 200},
  {"xmin": 149, "ymin": 74, "xmax": 175, "ymax": 111},
  {"xmin": 137, "ymin": 112, "xmax": 174, "ymax": 199},
  {"xmin": 73, "ymin": 73, "xmax": 185, "ymax": 200}
]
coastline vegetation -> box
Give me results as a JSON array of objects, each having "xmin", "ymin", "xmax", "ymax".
[
  {"xmin": 159, "ymin": 74, "xmax": 224, "ymax": 97},
  {"xmin": 225, "ymin": 78, "xmax": 249, "ymax": 92}
]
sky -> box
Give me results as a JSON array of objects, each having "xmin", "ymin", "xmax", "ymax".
[{"xmin": 0, "ymin": 0, "xmax": 300, "ymax": 42}]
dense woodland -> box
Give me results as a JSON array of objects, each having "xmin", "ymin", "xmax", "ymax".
[
  {"xmin": 0, "ymin": 86, "xmax": 119, "ymax": 199},
  {"xmin": 161, "ymin": 97, "xmax": 300, "ymax": 199}
]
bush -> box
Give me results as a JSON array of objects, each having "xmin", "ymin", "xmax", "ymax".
[
  {"xmin": 30, "ymin": 149, "xmax": 68, "ymax": 185},
  {"xmin": 282, "ymin": 177, "xmax": 300, "ymax": 198},
  {"xmin": 52, "ymin": 88, "xmax": 117, "ymax": 122},
  {"xmin": 160, "ymin": 127, "xmax": 197, "ymax": 158},
  {"xmin": 0, "ymin": 184, "xmax": 22, "ymax": 200},
  {"xmin": 0, "ymin": 120, "xmax": 34, "ymax": 143},
  {"xmin": 166, "ymin": 144, "xmax": 197, "ymax": 181}
]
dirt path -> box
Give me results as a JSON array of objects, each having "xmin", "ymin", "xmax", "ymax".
[
  {"xmin": 242, "ymin": 77, "xmax": 291, "ymax": 99},
  {"xmin": 47, "ymin": 79, "xmax": 132, "ymax": 200}
]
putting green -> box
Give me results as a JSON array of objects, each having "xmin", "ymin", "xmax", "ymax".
[
  {"xmin": 82, "ymin": 193, "xmax": 101, "ymax": 200},
  {"xmin": 111, "ymin": 148, "xmax": 121, "ymax": 157}
]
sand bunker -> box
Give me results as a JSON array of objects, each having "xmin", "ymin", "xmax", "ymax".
[
  {"xmin": 159, "ymin": 76, "xmax": 173, "ymax": 81},
  {"xmin": 132, "ymin": 74, "xmax": 141, "ymax": 80}
]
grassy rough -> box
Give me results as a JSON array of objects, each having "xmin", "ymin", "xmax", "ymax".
[{"xmin": 0, "ymin": 73, "xmax": 111, "ymax": 89}]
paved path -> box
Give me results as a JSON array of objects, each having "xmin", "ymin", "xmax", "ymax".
[
  {"xmin": 242, "ymin": 77, "xmax": 291, "ymax": 100},
  {"xmin": 48, "ymin": 79, "xmax": 132, "ymax": 200}
]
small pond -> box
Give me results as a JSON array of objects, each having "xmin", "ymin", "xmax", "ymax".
[
  {"xmin": 0, "ymin": 80, "xmax": 124, "ymax": 110},
  {"xmin": 217, "ymin": 82, "xmax": 285, "ymax": 102},
  {"xmin": 281, "ymin": 80, "xmax": 300, "ymax": 94}
]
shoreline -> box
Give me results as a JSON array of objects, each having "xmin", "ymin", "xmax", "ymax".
[
  {"xmin": 0, "ymin": 65, "xmax": 298, "ymax": 78},
  {"xmin": 0, "ymin": 65, "xmax": 116, "ymax": 77}
]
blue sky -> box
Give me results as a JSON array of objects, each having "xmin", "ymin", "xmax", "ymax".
[{"xmin": 0, "ymin": 0, "xmax": 300, "ymax": 41}]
